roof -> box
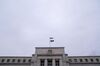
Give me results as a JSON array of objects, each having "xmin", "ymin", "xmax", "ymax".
[{"xmin": 35, "ymin": 47, "xmax": 64, "ymax": 49}]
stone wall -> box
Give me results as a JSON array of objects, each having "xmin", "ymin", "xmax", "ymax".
[
  {"xmin": 69, "ymin": 63, "xmax": 100, "ymax": 66},
  {"xmin": 0, "ymin": 56, "xmax": 31, "ymax": 66},
  {"xmin": 35, "ymin": 47, "xmax": 64, "ymax": 55}
]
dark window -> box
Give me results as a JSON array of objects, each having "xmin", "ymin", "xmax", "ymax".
[
  {"xmin": 1, "ymin": 59, "xmax": 5, "ymax": 62},
  {"xmin": 47, "ymin": 59, "xmax": 52, "ymax": 66},
  {"xmin": 55, "ymin": 59, "xmax": 59, "ymax": 66},
  {"xmin": 23, "ymin": 59, "xmax": 26, "ymax": 63},
  {"xmin": 85, "ymin": 59, "xmax": 88, "ymax": 62},
  {"xmin": 96, "ymin": 58, "xmax": 99, "ymax": 62},
  {"xmin": 80, "ymin": 59, "xmax": 83, "ymax": 62},
  {"xmin": 28, "ymin": 59, "xmax": 31, "ymax": 63},
  {"xmin": 18, "ymin": 59, "xmax": 20, "ymax": 63},
  {"xmin": 74, "ymin": 59, "xmax": 77, "ymax": 62},
  {"xmin": 7, "ymin": 59, "xmax": 10, "ymax": 62},
  {"xmin": 68, "ymin": 59, "xmax": 72, "ymax": 62},
  {"xmin": 12, "ymin": 59, "xmax": 15, "ymax": 62},
  {"xmin": 40, "ymin": 59, "xmax": 45, "ymax": 66},
  {"xmin": 90, "ymin": 59, "xmax": 93, "ymax": 62}
]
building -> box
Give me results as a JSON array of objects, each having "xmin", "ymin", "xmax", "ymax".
[{"xmin": 0, "ymin": 47, "xmax": 100, "ymax": 66}]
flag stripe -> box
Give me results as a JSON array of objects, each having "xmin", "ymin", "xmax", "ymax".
[
  {"xmin": 50, "ymin": 37, "xmax": 53, "ymax": 39},
  {"xmin": 50, "ymin": 40, "xmax": 54, "ymax": 42}
]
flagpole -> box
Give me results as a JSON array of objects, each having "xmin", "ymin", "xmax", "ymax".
[
  {"xmin": 49, "ymin": 40, "xmax": 51, "ymax": 47},
  {"xmin": 49, "ymin": 37, "xmax": 51, "ymax": 47}
]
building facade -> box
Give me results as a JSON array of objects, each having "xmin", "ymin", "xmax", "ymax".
[{"xmin": 0, "ymin": 47, "xmax": 100, "ymax": 66}]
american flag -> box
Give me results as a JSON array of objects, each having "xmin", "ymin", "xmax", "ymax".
[{"xmin": 49, "ymin": 37, "xmax": 54, "ymax": 42}]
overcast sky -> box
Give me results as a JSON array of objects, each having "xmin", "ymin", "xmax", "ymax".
[{"xmin": 0, "ymin": 0, "xmax": 100, "ymax": 56}]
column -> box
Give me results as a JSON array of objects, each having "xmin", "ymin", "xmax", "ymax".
[
  {"xmin": 60, "ymin": 59, "xmax": 62, "ymax": 66},
  {"xmin": 37, "ymin": 59, "xmax": 40, "ymax": 66},
  {"xmin": 31, "ymin": 61, "xmax": 34, "ymax": 66},
  {"xmin": 34, "ymin": 54, "xmax": 37, "ymax": 66},
  {"xmin": 53, "ymin": 59, "xmax": 55, "ymax": 66},
  {"xmin": 67, "ymin": 63, "xmax": 69, "ymax": 66},
  {"xmin": 31, "ymin": 55, "xmax": 37, "ymax": 66},
  {"xmin": 45, "ymin": 59, "xmax": 47, "ymax": 66}
]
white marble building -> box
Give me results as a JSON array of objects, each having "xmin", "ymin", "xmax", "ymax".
[{"xmin": 0, "ymin": 47, "xmax": 100, "ymax": 66}]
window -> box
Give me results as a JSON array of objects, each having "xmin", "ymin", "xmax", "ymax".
[
  {"xmin": 40, "ymin": 59, "xmax": 45, "ymax": 66},
  {"xmin": 74, "ymin": 59, "xmax": 77, "ymax": 62},
  {"xmin": 18, "ymin": 59, "xmax": 20, "ymax": 63},
  {"xmin": 96, "ymin": 58, "xmax": 99, "ymax": 62},
  {"xmin": 1, "ymin": 59, "xmax": 5, "ymax": 63},
  {"xmin": 28, "ymin": 59, "xmax": 31, "ymax": 63},
  {"xmin": 85, "ymin": 59, "xmax": 88, "ymax": 62},
  {"xmin": 55, "ymin": 59, "xmax": 59, "ymax": 66},
  {"xmin": 47, "ymin": 59, "xmax": 52, "ymax": 66},
  {"xmin": 12, "ymin": 59, "xmax": 15, "ymax": 62},
  {"xmin": 7, "ymin": 59, "xmax": 10, "ymax": 62},
  {"xmin": 68, "ymin": 59, "xmax": 72, "ymax": 62},
  {"xmin": 80, "ymin": 59, "xmax": 83, "ymax": 62},
  {"xmin": 90, "ymin": 59, "xmax": 93, "ymax": 62},
  {"xmin": 23, "ymin": 59, "xmax": 26, "ymax": 63}
]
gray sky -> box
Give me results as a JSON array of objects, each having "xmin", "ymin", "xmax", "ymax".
[{"xmin": 0, "ymin": 0, "xmax": 100, "ymax": 56}]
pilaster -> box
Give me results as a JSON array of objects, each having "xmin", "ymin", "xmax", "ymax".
[
  {"xmin": 53, "ymin": 59, "xmax": 55, "ymax": 66},
  {"xmin": 45, "ymin": 59, "xmax": 47, "ymax": 66}
]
